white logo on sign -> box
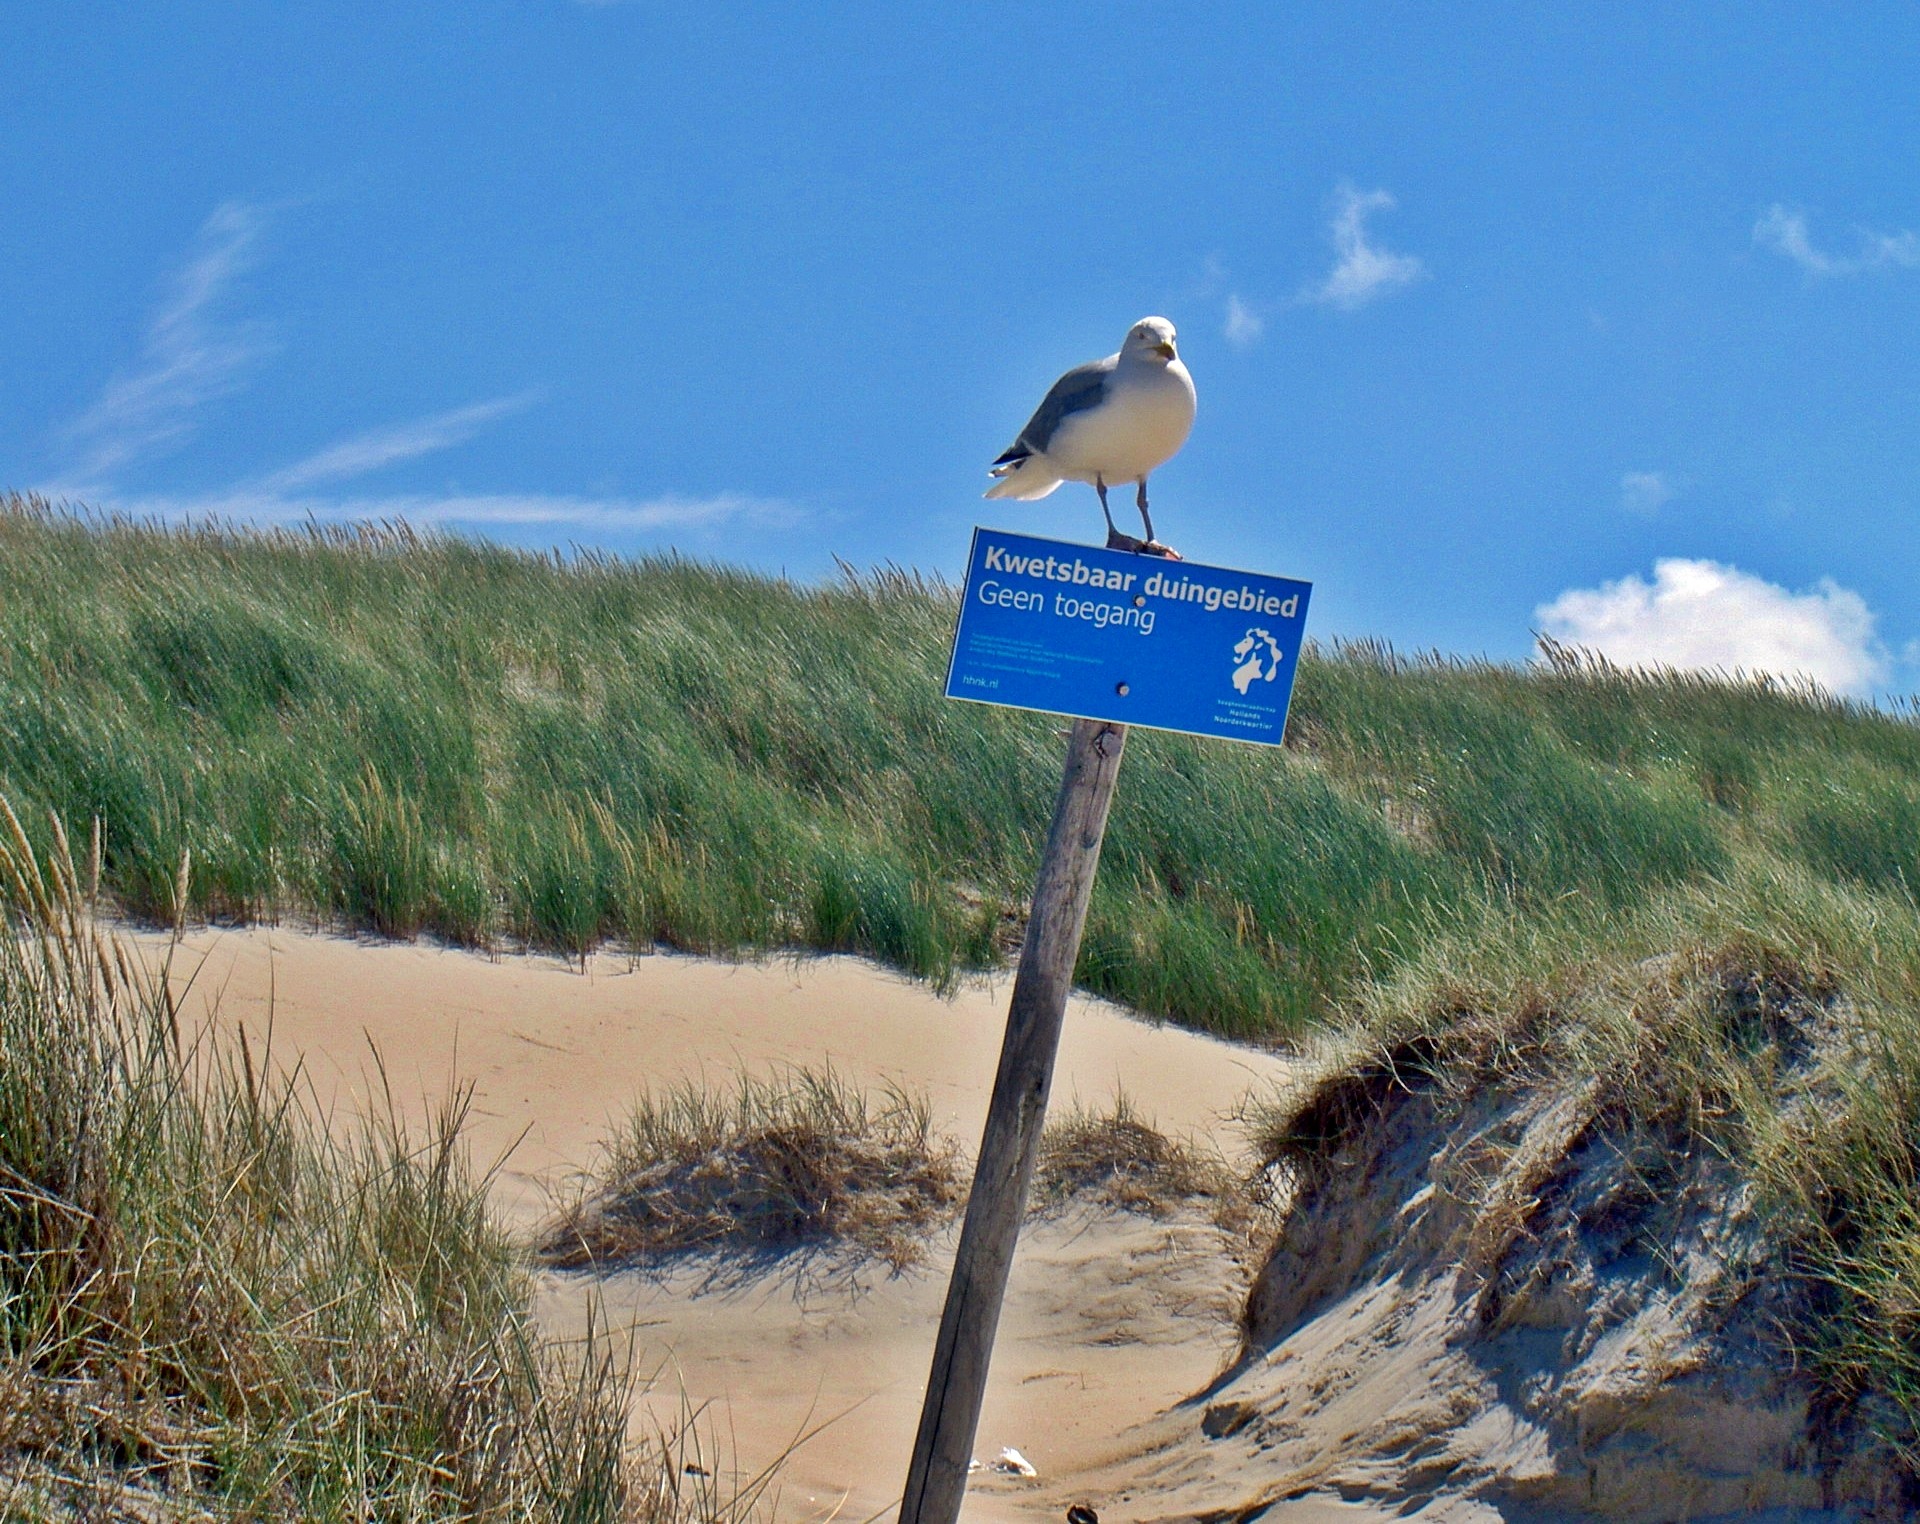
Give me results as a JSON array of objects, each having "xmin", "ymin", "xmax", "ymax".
[{"xmin": 1230, "ymin": 628, "xmax": 1284, "ymax": 695}]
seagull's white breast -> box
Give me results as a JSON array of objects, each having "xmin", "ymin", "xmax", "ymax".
[{"xmin": 1045, "ymin": 360, "xmax": 1196, "ymax": 483}]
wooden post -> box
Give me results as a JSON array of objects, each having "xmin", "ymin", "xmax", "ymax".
[{"xmin": 898, "ymin": 715, "xmax": 1128, "ymax": 1524}]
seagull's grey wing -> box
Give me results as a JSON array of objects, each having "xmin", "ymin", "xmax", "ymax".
[{"xmin": 992, "ymin": 358, "xmax": 1114, "ymax": 465}]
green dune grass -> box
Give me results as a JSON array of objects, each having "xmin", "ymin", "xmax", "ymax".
[{"xmin": 5, "ymin": 494, "xmax": 1919, "ymax": 1041}]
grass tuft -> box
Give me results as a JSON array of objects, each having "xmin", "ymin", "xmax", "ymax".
[
  {"xmin": 540, "ymin": 1067, "xmax": 963, "ymax": 1273},
  {"xmin": 1033, "ymin": 1092, "xmax": 1247, "ymax": 1226}
]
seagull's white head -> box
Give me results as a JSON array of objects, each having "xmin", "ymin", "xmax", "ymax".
[{"xmin": 1122, "ymin": 316, "xmax": 1180, "ymax": 365}]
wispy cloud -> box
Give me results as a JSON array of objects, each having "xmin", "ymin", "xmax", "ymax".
[
  {"xmin": 1537, "ymin": 558, "xmax": 1886, "ymax": 695},
  {"xmin": 47, "ymin": 395, "xmax": 804, "ymax": 541},
  {"xmin": 46, "ymin": 200, "xmax": 799, "ymax": 545},
  {"xmin": 1303, "ymin": 184, "xmax": 1425, "ymax": 310},
  {"xmin": 1223, "ymin": 294, "xmax": 1264, "ymax": 348},
  {"xmin": 1754, "ymin": 204, "xmax": 1920, "ymax": 278},
  {"xmin": 1619, "ymin": 470, "xmax": 1675, "ymax": 517},
  {"xmin": 257, "ymin": 393, "xmax": 541, "ymax": 493},
  {"xmin": 218, "ymin": 400, "xmax": 802, "ymax": 534},
  {"xmin": 60, "ymin": 201, "xmax": 272, "ymax": 482},
  {"xmin": 84, "ymin": 487, "xmax": 799, "ymax": 536}
]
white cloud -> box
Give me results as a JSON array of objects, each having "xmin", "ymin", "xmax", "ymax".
[
  {"xmin": 1619, "ymin": 470, "xmax": 1675, "ymax": 517},
  {"xmin": 1536, "ymin": 558, "xmax": 1886, "ymax": 695},
  {"xmin": 258, "ymin": 393, "xmax": 540, "ymax": 492},
  {"xmin": 1754, "ymin": 204, "xmax": 1920, "ymax": 278},
  {"xmin": 1223, "ymin": 293, "xmax": 1264, "ymax": 348},
  {"xmin": 61, "ymin": 201, "xmax": 272, "ymax": 481},
  {"xmin": 1303, "ymin": 184, "xmax": 1425, "ymax": 310}
]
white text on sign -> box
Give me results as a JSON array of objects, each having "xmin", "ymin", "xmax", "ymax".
[{"xmin": 979, "ymin": 544, "xmax": 1301, "ymax": 618}]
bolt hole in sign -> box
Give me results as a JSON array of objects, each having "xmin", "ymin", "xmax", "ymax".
[{"xmin": 946, "ymin": 528, "xmax": 1312, "ymax": 746}]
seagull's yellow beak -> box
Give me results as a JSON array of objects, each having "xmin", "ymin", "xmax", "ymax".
[{"xmin": 1154, "ymin": 340, "xmax": 1177, "ymax": 360}]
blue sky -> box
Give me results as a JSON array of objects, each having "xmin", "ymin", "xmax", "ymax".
[{"xmin": 5, "ymin": 5, "xmax": 1917, "ymax": 693}]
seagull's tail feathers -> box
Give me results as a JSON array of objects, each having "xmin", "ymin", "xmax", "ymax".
[{"xmin": 984, "ymin": 454, "xmax": 1064, "ymax": 501}]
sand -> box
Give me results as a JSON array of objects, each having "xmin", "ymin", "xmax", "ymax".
[
  {"xmin": 143, "ymin": 926, "xmax": 1814, "ymax": 1522},
  {"xmin": 135, "ymin": 926, "xmax": 1301, "ymax": 1523}
]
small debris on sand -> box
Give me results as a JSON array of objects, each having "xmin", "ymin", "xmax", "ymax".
[{"xmin": 991, "ymin": 1446, "xmax": 1039, "ymax": 1478}]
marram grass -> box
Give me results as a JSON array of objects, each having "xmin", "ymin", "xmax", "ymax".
[
  {"xmin": 541, "ymin": 1066, "xmax": 963, "ymax": 1273},
  {"xmin": 0, "ymin": 804, "xmax": 636, "ymax": 1519},
  {"xmin": 1245, "ymin": 855, "xmax": 1920, "ymax": 1480},
  {"xmin": 11, "ymin": 496, "xmax": 1920, "ymax": 1041},
  {"xmin": 0, "ymin": 801, "xmax": 781, "ymax": 1523}
]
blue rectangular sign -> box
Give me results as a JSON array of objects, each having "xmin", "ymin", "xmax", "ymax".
[{"xmin": 945, "ymin": 528, "xmax": 1312, "ymax": 746}]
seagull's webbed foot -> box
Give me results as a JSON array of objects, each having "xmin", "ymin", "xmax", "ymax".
[{"xmin": 1104, "ymin": 525, "xmax": 1182, "ymax": 559}]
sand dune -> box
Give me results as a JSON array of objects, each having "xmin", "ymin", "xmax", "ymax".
[{"xmin": 136, "ymin": 927, "xmax": 1301, "ymax": 1522}]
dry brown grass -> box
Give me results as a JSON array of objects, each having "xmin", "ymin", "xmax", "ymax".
[
  {"xmin": 1033, "ymin": 1092, "xmax": 1249, "ymax": 1227},
  {"xmin": 540, "ymin": 1067, "xmax": 963, "ymax": 1273}
]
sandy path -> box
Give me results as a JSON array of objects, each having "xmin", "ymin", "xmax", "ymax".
[
  {"xmin": 134, "ymin": 926, "xmax": 1299, "ymax": 1521},
  {"xmin": 139, "ymin": 927, "xmax": 1287, "ymax": 1226},
  {"xmin": 542, "ymin": 1208, "xmax": 1253, "ymax": 1524}
]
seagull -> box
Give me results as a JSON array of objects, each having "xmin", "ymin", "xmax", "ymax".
[{"xmin": 985, "ymin": 316, "xmax": 1196, "ymax": 557}]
